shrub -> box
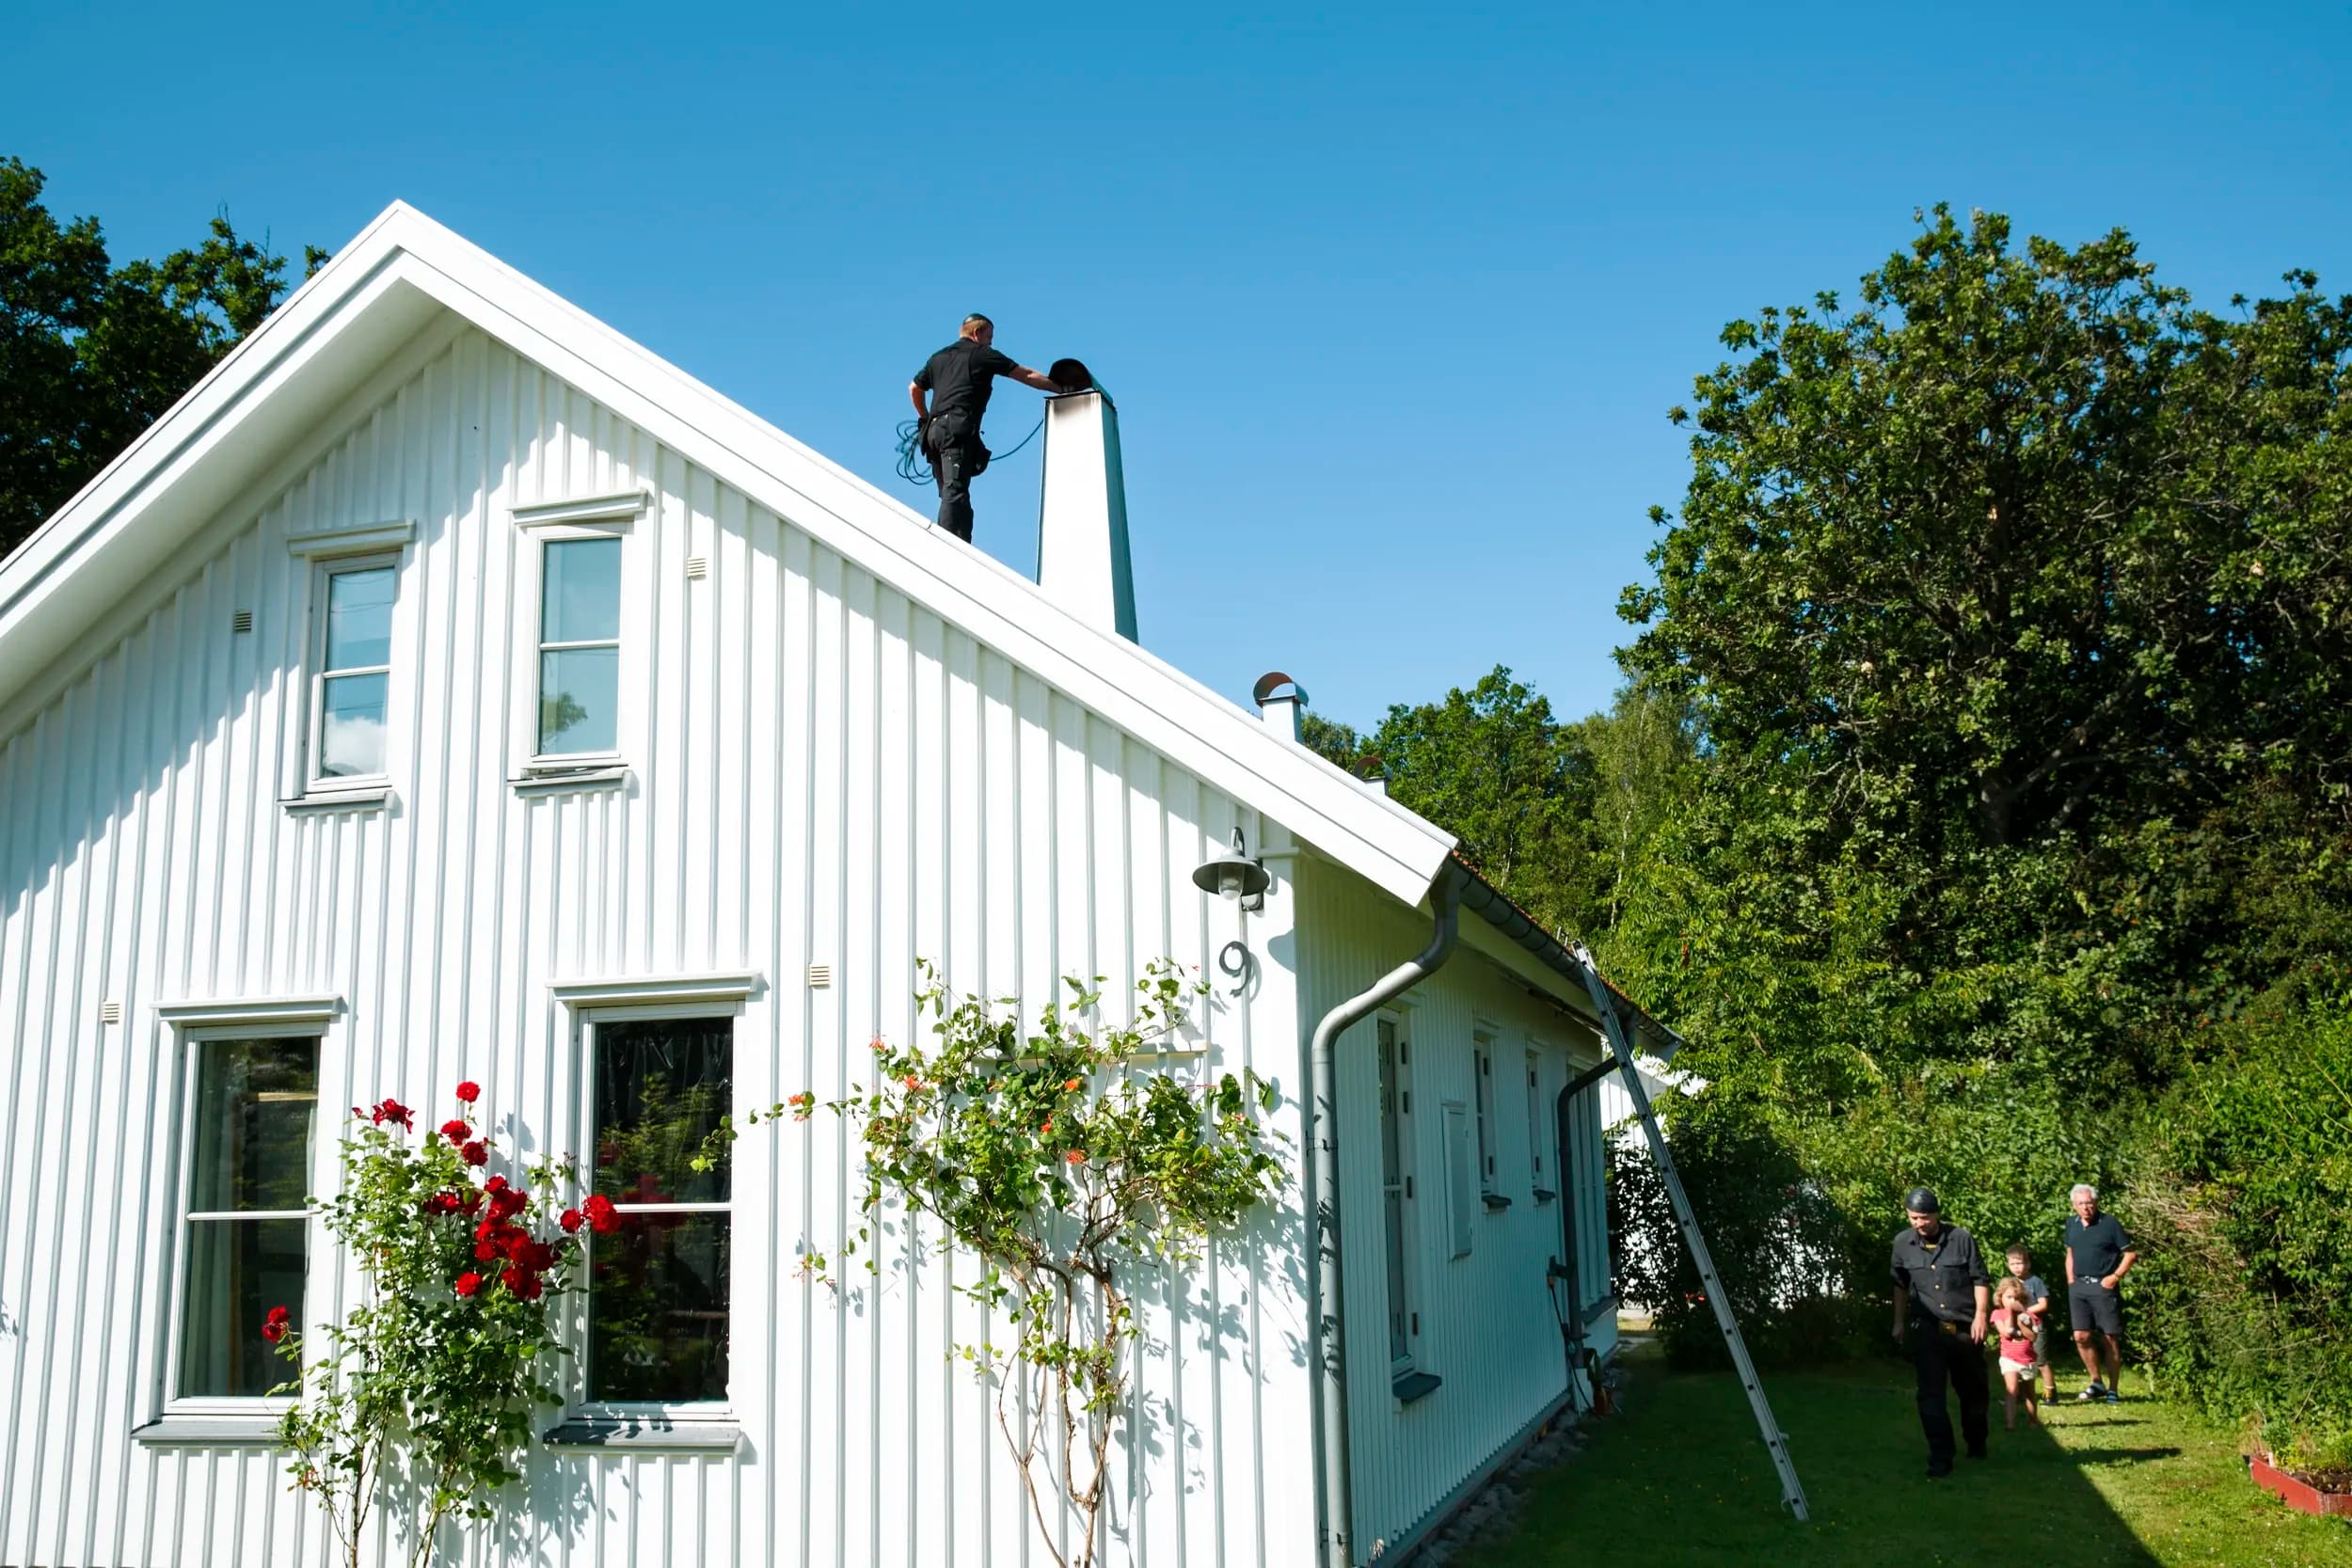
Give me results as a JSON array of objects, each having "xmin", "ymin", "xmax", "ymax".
[{"xmin": 2125, "ymin": 993, "xmax": 2352, "ymax": 1470}]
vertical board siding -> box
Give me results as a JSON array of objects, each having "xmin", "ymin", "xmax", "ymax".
[
  {"xmin": 0, "ymin": 328, "xmax": 1317, "ymax": 1568},
  {"xmin": 1293, "ymin": 854, "xmax": 1614, "ymax": 1560}
]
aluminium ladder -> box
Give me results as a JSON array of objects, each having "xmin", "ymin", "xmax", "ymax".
[{"xmin": 1570, "ymin": 950, "xmax": 1811, "ymax": 1522}]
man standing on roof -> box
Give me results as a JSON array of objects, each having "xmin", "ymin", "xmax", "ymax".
[
  {"xmin": 909, "ymin": 314, "xmax": 1065, "ymax": 544},
  {"xmin": 1890, "ymin": 1186, "xmax": 1992, "ymax": 1478}
]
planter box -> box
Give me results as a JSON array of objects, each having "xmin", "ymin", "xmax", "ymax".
[{"xmin": 2251, "ymin": 1455, "xmax": 2352, "ymax": 1519}]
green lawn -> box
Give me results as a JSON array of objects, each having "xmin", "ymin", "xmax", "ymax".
[{"xmin": 1455, "ymin": 1341, "xmax": 2351, "ymax": 1567}]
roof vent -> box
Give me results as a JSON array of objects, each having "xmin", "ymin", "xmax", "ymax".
[
  {"xmin": 1252, "ymin": 672, "xmax": 1306, "ymax": 741},
  {"xmin": 1036, "ymin": 390, "xmax": 1138, "ymax": 642}
]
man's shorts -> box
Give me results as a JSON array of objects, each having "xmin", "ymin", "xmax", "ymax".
[
  {"xmin": 2031, "ymin": 1327, "xmax": 2051, "ymax": 1369},
  {"xmin": 2070, "ymin": 1280, "xmax": 2124, "ymax": 1337}
]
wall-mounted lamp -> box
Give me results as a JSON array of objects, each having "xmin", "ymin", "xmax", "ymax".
[{"xmin": 1192, "ymin": 828, "xmax": 1271, "ymax": 911}]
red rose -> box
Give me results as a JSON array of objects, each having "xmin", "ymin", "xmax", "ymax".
[
  {"xmin": 474, "ymin": 1239, "xmax": 500, "ymax": 1261},
  {"xmin": 460, "ymin": 1141, "xmax": 488, "ymax": 1167},
  {"xmin": 261, "ymin": 1305, "xmax": 291, "ymax": 1343},
  {"xmin": 501, "ymin": 1265, "xmax": 543, "ymax": 1300},
  {"xmin": 440, "ymin": 1119, "xmax": 470, "ymax": 1141},
  {"xmin": 583, "ymin": 1194, "xmax": 620, "ymax": 1234},
  {"xmin": 560, "ymin": 1209, "xmax": 583, "ymax": 1233},
  {"xmin": 483, "ymin": 1175, "xmax": 509, "ymax": 1194},
  {"xmin": 370, "ymin": 1098, "xmax": 414, "ymax": 1131},
  {"xmin": 454, "ymin": 1081, "xmax": 481, "ymax": 1103},
  {"xmin": 453, "ymin": 1272, "xmax": 484, "ymax": 1297}
]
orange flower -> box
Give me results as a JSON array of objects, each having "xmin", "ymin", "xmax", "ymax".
[
  {"xmin": 1065, "ymin": 1149, "xmax": 1087, "ymax": 1164},
  {"xmin": 1063, "ymin": 1077, "xmax": 1083, "ymax": 1091},
  {"xmin": 1041, "ymin": 1117, "xmax": 1054, "ymax": 1134}
]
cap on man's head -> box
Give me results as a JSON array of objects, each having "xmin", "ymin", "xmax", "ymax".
[{"xmin": 1904, "ymin": 1187, "xmax": 1940, "ymax": 1214}]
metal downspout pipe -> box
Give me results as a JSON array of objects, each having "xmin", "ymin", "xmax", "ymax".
[{"xmin": 1309, "ymin": 865, "xmax": 1464, "ymax": 1568}]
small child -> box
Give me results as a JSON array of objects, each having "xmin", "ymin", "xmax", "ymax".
[
  {"xmin": 1992, "ymin": 1277, "xmax": 2042, "ymax": 1429},
  {"xmin": 2005, "ymin": 1243, "xmax": 2056, "ymax": 1401}
]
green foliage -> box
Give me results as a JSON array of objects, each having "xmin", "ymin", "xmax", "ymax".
[
  {"xmin": 272, "ymin": 1094, "xmax": 580, "ymax": 1568},
  {"xmin": 2125, "ymin": 993, "xmax": 2352, "ymax": 1471},
  {"xmin": 774, "ymin": 961, "xmax": 1285, "ymax": 1568},
  {"xmin": 0, "ymin": 157, "xmax": 320, "ymax": 557}
]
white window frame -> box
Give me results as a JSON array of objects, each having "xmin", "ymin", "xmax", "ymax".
[
  {"xmin": 153, "ymin": 997, "xmax": 339, "ymax": 1422},
  {"xmin": 1525, "ymin": 1047, "xmax": 1550, "ymax": 1196},
  {"xmin": 1471, "ymin": 1032, "xmax": 1497, "ymax": 1197},
  {"xmin": 512, "ymin": 492, "xmax": 647, "ymax": 778},
  {"xmin": 282, "ymin": 524, "xmax": 414, "ymax": 805},
  {"xmin": 1376, "ymin": 1010, "xmax": 1422, "ymax": 1378},
  {"xmin": 305, "ymin": 551, "xmax": 400, "ymax": 792},
  {"xmin": 569, "ymin": 990, "xmax": 747, "ymax": 1422}
]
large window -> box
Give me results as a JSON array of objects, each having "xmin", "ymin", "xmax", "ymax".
[
  {"xmin": 1376, "ymin": 1016, "xmax": 1417, "ymax": 1372},
  {"xmin": 176, "ymin": 1037, "xmax": 318, "ymax": 1399},
  {"xmin": 537, "ymin": 536, "xmax": 622, "ymax": 756},
  {"xmin": 310, "ymin": 560, "xmax": 395, "ymax": 784},
  {"xmin": 586, "ymin": 1016, "xmax": 733, "ymax": 1404}
]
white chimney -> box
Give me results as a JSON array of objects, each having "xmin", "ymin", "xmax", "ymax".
[
  {"xmin": 1036, "ymin": 391, "xmax": 1138, "ymax": 641},
  {"xmin": 1253, "ymin": 672, "xmax": 1306, "ymax": 740}
]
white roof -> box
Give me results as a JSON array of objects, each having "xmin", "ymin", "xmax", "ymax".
[{"xmin": 0, "ymin": 201, "xmax": 1457, "ymax": 910}]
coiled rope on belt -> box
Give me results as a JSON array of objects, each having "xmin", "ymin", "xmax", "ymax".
[{"xmin": 894, "ymin": 415, "xmax": 1045, "ymax": 488}]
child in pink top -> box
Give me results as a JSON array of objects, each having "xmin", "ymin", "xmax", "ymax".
[{"xmin": 1992, "ymin": 1277, "xmax": 2042, "ymax": 1429}]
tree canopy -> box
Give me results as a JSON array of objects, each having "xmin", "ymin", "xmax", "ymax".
[{"xmin": 0, "ymin": 157, "xmax": 317, "ymax": 560}]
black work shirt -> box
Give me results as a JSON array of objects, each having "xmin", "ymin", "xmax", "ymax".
[
  {"xmin": 914, "ymin": 339, "xmax": 1022, "ymax": 429},
  {"xmin": 1890, "ymin": 1223, "xmax": 1990, "ymax": 1326},
  {"xmin": 2065, "ymin": 1212, "xmax": 2134, "ymax": 1282}
]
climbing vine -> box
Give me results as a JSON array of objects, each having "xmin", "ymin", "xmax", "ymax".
[{"xmin": 773, "ymin": 960, "xmax": 1285, "ymax": 1568}]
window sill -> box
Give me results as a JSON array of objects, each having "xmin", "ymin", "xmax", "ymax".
[
  {"xmin": 133, "ymin": 1414, "xmax": 286, "ymax": 1447},
  {"xmin": 542, "ymin": 1417, "xmax": 742, "ymax": 1452},
  {"xmin": 283, "ymin": 784, "xmax": 396, "ymax": 814},
  {"xmin": 1481, "ymin": 1193, "xmax": 1513, "ymax": 1212},
  {"xmin": 511, "ymin": 764, "xmax": 630, "ymax": 796},
  {"xmin": 1532, "ymin": 1188, "xmax": 1558, "ymax": 1204},
  {"xmin": 1391, "ymin": 1371, "xmax": 1443, "ymax": 1406}
]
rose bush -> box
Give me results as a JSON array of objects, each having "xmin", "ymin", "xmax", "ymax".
[{"xmin": 267, "ymin": 1083, "xmax": 580, "ymax": 1568}]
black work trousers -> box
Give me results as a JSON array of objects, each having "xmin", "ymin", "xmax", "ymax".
[
  {"xmin": 1912, "ymin": 1321, "xmax": 1990, "ymax": 1465},
  {"xmin": 926, "ymin": 419, "xmax": 989, "ymax": 543}
]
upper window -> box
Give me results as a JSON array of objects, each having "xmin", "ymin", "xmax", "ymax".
[
  {"xmin": 310, "ymin": 560, "xmax": 395, "ymax": 784},
  {"xmin": 586, "ymin": 1015, "xmax": 733, "ymax": 1404},
  {"xmin": 537, "ymin": 537, "xmax": 622, "ymax": 756},
  {"xmin": 175, "ymin": 1037, "xmax": 318, "ymax": 1400}
]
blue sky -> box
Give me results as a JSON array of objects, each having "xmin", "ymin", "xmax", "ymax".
[{"xmin": 11, "ymin": 2, "xmax": 2349, "ymax": 731}]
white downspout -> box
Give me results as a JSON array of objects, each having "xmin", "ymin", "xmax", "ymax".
[{"xmin": 1307, "ymin": 865, "xmax": 1463, "ymax": 1568}]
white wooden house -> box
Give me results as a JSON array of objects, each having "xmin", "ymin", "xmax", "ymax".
[{"xmin": 0, "ymin": 203, "xmax": 1676, "ymax": 1568}]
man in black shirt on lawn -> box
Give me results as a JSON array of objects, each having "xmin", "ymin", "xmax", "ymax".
[
  {"xmin": 2064, "ymin": 1182, "xmax": 2138, "ymax": 1402},
  {"xmin": 1890, "ymin": 1186, "xmax": 1992, "ymax": 1478},
  {"xmin": 908, "ymin": 314, "xmax": 1066, "ymax": 543}
]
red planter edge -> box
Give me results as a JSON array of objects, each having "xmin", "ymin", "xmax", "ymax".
[{"xmin": 2251, "ymin": 1455, "xmax": 2352, "ymax": 1519}]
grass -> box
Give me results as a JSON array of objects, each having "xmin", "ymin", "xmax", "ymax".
[{"xmin": 1453, "ymin": 1339, "xmax": 2352, "ymax": 1568}]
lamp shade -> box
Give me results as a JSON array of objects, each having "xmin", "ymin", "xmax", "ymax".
[{"xmin": 1191, "ymin": 829, "xmax": 1271, "ymax": 902}]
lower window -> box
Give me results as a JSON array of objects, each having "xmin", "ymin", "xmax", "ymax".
[
  {"xmin": 586, "ymin": 1015, "xmax": 734, "ymax": 1403},
  {"xmin": 177, "ymin": 1037, "xmax": 318, "ymax": 1398}
]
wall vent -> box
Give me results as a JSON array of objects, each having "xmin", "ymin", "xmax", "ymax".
[
  {"xmin": 230, "ymin": 610, "xmax": 254, "ymax": 634},
  {"xmin": 806, "ymin": 963, "xmax": 833, "ymax": 989},
  {"xmin": 100, "ymin": 1002, "xmax": 123, "ymax": 1024},
  {"xmin": 685, "ymin": 555, "xmax": 709, "ymax": 580}
]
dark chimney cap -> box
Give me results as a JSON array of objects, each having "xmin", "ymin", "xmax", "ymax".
[
  {"xmin": 1253, "ymin": 672, "xmax": 1308, "ymax": 706},
  {"xmin": 1050, "ymin": 357, "xmax": 1096, "ymax": 392}
]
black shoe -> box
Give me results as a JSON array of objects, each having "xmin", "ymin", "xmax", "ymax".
[
  {"xmin": 1927, "ymin": 1458, "xmax": 1953, "ymax": 1479},
  {"xmin": 1966, "ymin": 1445, "xmax": 1987, "ymax": 1460}
]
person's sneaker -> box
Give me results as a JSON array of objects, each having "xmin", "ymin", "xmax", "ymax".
[
  {"xmin": 2101, "ymin": 1386, "xmax": 2123, "ymax": 1404},
  {"xmin": 2076, "ymin": 1382, "xmax": 2105, "ymax": 1402}
]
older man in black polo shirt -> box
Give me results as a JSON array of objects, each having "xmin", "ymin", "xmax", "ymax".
[{"xmin": 1890, "ymin": 1187, "xmax": 1992, "ymax": 1478}]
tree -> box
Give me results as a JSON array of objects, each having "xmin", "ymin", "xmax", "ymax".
[{"xmin": 0, "ymin": 157, "xmax": 320, "ymax": 559}]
